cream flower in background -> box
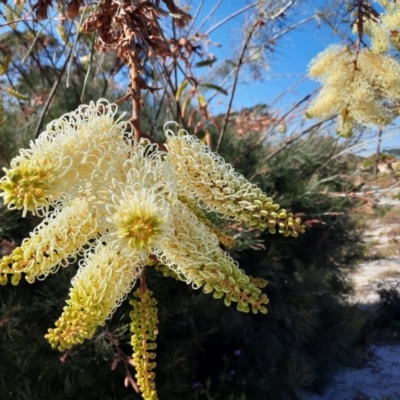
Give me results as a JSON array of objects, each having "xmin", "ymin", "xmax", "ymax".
[{"xmin": 306, "ymin": 4, "xmax": 400, "ymax": 136}]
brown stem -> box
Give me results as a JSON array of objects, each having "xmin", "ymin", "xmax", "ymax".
[
  {"xmin": 140, "ymin": 269, "xmax": 147, "ymax": 295},
  {"xmin": 122, "ymin": 21, "xmax": 143, "ymax": 142},
  {"xmin": 105, "ymin": 328, "xmax": 140, "ymax": 393}
]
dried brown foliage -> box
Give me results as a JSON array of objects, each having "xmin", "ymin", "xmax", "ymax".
[
  {"xmin": 229, "ymin": 110, "xmax": 281, "ymax": 137},
  {"xmin": 79, "ymin": 0, "xmax": 190, "ymax": 140},
  {"xmin": 28, "ymin": 0, "xmax": 191, "ymax": 140}
]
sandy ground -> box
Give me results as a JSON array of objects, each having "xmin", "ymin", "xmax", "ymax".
[
  {"xmin": 308, "ymin": 344, "xmax": 400, "ymax": 400},
  {"xmin": 306, "ymin": 188, "xmax": 400, "ymax": 400}
]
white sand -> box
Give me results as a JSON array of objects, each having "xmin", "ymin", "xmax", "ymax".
[{"xmin": 308, "ymin": 344, "xmax": 400, "ymax": 400}]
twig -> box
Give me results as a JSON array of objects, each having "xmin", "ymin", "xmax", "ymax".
[
  {"xmin": 21, "ymin": 10, "xmax": 60, "ymax": 63},
  {"xmin": 149, "ymin": 83, "xmax": 168, "ymax": 137},
  {"xmin": 216, "ymin": 19, "xmax": 259, "ymax": 152},
  {"xmin": 34, "ymin": 50, "xmax": 73, "ymax": 138},
  {"xmin": 105, "ymin": 328, "xmax": 140, "ymax": 393},
  {"xmin": 216, "ymin": 0, "xmax": 295, "ymax": 152},
  {"xmin": 269, "ymin": 16, "xmax": 315, "ymax": 43},
  {"xmin": 248, "ymin": 118, "xmax": 333, "ymax": 179},
  {"xmin": 186, "ymin": 0, "xmax": 204, "ymax": 36},
  {"xmin": 194, "ymin": 0, "xmax": 223, "ymax": 34},
  {"xmin": 204, "ymin": 2, "xmax": 257, "ymax": 36},
  {"xmin": 66, "ymin": 7, "xmax": 88, "ymax": 88},
  {"xmin": 373, "ymin": 128, "xmax": 383, "ymax": 179},
  {"xmin": 0, "ymin": 17, "xmax": 35, "ymax": 28},
  {"xmin": 80, "ymin": 32, "xmax": 96, "ymax": 101},
  {"xmin": 332, "ymin": 131, "xmax": 400, "ymax": 159}
]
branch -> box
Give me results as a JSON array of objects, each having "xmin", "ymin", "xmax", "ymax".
[
  {"xmin": 186, "ymin": 0, "xmax": 205, "ymax": 36},
  {"xmin": 204, "ymin": 2, "xmax": 257, "ymax": 36},
  {"xmin": 34, "ymin": 50, "xmax": 73, "ymax": 139},
  {"xmin": 216, "ymin": 0, "xmax": 296, "ymax": 152},
  {"xmin": 264, "ymin": 118, "xmax": 331, "ymax": 162},
  {"xmin": 216, "ymin": 19, "xmax": 260, "ymax": 152}
]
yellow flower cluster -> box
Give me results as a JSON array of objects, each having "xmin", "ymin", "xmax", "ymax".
[
  {"xmin": 306, "ymin": 3, "xmax": 400, "ymax": 136},
  {"xmin": 46, "ymin": 242, "xmax": 145, "ymax": 350},
  {"xmin": 165, "ymin": 129, "xmax": 304, "ymax": 236},
  {"xmin": 0, "ymin": 197, "xmax": 101, "ymax": 285},
  {"xmin": 130, "ymin": 288, "xmax": 159, "ymax": 400},
  {"xmin": 156, "ymin": 201, "xmax": 269, "ymax": 313},
  {"xmin": 0, "ymin": 100, "xmax": 129, "ymax": 217},
  {"xmin": 0, "ymin": 100, "xmax": 304, "ymax": 400}
]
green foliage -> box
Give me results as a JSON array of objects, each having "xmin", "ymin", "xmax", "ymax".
[
  {"xmin": 375, "ymin": 281, "xmax": 400, "ymax": 332},
  {"xmin": 384, "ymin": 148, "xmax": 400, "ymax": 158}
]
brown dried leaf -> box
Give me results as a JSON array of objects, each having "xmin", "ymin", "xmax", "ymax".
[
  {"xmin": 188, "ymin": 108, "xmax": 197, "ymax": 127},
  {"xmin": 194, "ymin": 120, "xmax": 202, "ymax": 134},
  {"xmin": 32, "ymin": 0, "xmax": 52, "ymax": 20},
  {"xmin": 66, "ymin": 0, "xmax": 83, "ymax": 18}
]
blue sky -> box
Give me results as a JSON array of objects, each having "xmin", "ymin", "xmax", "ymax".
[{"xmin": 187, "ymin": 1, "xmax": 334, "ymax": 110}]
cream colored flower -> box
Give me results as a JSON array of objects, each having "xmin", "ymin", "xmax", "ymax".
[
  {"xmin": 165, "ymin": 128, "xmax": 304, "ymax": 236},
  {"xmin": 0, "ymin": 197, "xmax": 101, "ymax": 285},
  {"xmin": 155, "ymin": 201, "xmax": 269, "ymax": 314},
  {"xmin": 0, "ymin": 99, "xmax": 129, "ymax": 217},
  {"xmin": 0, "ymin": 99, "xmax": 306, "ymax": 400},
  {"xmin": 306, "ymin": 46, "xmax": 400, "ymax": 132},
  {"xmin": 46, "ymin": 241, "xmax": 146, "ymax": 350},
  {"xmin": 370, "ymin": 24, "xmax": 390, "ymax": 54},
  {"xmin": 381, "ymin": 4, "xmax": 400, "ymax": 31}
]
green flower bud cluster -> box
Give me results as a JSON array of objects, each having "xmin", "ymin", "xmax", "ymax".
[
  {"xmin": 130, "ymin": 289, "xmax": 159, "ymax": 400},
  {"xmin": 249, "ymin": 276, "xmax": 268, "ymax": 289},
  {"xmin": 154, "ymin": 262, "xmax": 182, "ymax": 281},
  {"xmin": 199, "ymin": 254, "xmax": 269, "ymax": 314},
  {"xmin": 0, "ymin": 252, "xmax": 22, "ymax": 286},
  {"xmin": 45, "ymin": 305, "xmax": 100, "ymax": 351}
]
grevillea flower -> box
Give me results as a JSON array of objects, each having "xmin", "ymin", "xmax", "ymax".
[
  {"xmin": 0, "ymin": 197, "xmax": 101, "ymax": 285},
  {"xmin": 306, "ymin": 4, "xmax": 400, "ymax": 135},
  {"xmin": 0, "ymin": 100, "xmax": 129, "ymax": 217},
  {"xmin": 46, "ymin": 241, "xmax": 146, "ymax": 351},
  {"xmin": 0, "ymin": 100, "xmax": 304, "ymax": 400},
  {"xmin": 165, "ymin": 127, "xmax": 304, "ymax": 236}
]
